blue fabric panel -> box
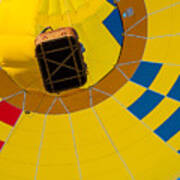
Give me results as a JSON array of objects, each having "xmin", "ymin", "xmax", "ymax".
[
  {"xmin": 131, "ymin": 62, "xmax": 162, "ymax": 88},
  {"xmin": 103, "ymin": 9, "xmax": 124, "ymax": 46},
  {"xmin": 107, "ymin": 0, "xmax": 116, "ymax": 6},
  {"xmin": 128, "ymin": 90, "xmax": 164, "ymax": 120},
  {"xmin": 168, "ymin": 76, "xmax": 180, "ymax": 102},
  {"xmin": 155, "ymin": 108, "xmax": 180, "ymax": 141}
]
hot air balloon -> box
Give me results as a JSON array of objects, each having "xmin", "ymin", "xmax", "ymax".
[{"xmin": 0, "ymin": 0, "xmax": 180, "ymax": 179}]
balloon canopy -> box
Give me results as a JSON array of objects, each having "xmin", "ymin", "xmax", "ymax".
[{"xmin": 0, "ymin": 0, "xmax": 180, "ymax": 179}]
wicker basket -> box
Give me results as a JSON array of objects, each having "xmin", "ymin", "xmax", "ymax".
[{"xmin": 35, "ymin": 27, "xmax": 87, "ymax": 93}]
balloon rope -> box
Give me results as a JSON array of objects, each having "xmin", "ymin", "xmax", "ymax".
[
  {"xmin": 59, "ymin": 97, "xmax": 83, "ymax": 180},
  {"xmin": 89, "ymin": 88, "xmax": 135, "ymax": 180},
  {"xmin": 117, "ymin": 60, "xmax": 180, "ymax": 67},
  {"xmin": 34, "ymin": 97, "xmax": 57, "ymax": 180}
]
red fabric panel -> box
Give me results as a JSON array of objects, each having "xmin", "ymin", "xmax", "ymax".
[
  {"xmin": 0, "ymin": 101, "xmax": 22, "ymax": 126},
  {"xmin": 0, "ymin": 140, "xmax": 4, "ymax": 150}
]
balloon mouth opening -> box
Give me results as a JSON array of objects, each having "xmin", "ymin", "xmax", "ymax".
[{"xmin": 0, "ymin": 0, "xmax": 147, "ymax": 114}]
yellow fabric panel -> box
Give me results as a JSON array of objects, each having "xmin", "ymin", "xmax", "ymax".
[
  {"xmin": 0, "ymin": 158, "xmax": 35, "ymax": 180},
  {"xmin": 143, "ymin": 37, "xmax": 171, "ymax": 63},
  {"xmin": 36, "ymin": 114, "xmax": 80, "ymax": 180},
  {"xmin": 146, "ymin": 0, "xmax": 180, "ymax": 37},
  {"xmin": 145, "ymin": 0, "xmax": 180, "ymax": 13},
  {"xmin": 143, "ymin": 97, "xmax": 180, "ymax": 130},
  {"xmin": 146, "ymin": 5, "xmax": 172, "ymax": 37},
  {"xmin": 143, "ymin": 36, "xmax": 180, "ymax": 65},
  {"xmin": 0, "ymin": 62, "xmax": 3, "ymax": 102},
  {"xmin": 173, "ymin": 2, "xmax": 180, "ymax": 34},
  {"xmin": 0, "ymin": 0, "xmax": 37, "ymax": 35},
  {"xmin": 0, "ymin": 121, "xmax": 12, "ymax": 141},
  {"xmin": 114, "ymin": 81, "xmax": 146, "ymax": 107},
  {"xmin": 164, "ymin": 2, "xmax": 180, "ymax": 65},
  {"xmin": 166, "ymin": 35, "xmax": 180, "ymax": 65},
  {"xmin": 0, "ymin": 35, "xmax": 35, "ymax": 62},
  {"xmin": 94, "ymin": 96, "xmax": 180, "ymax": 180},
  {"xmin": 149, "ymin": 65, "xmax": 180, "ymax": 95},
  {"xmin": 94, "ymin": 97, "xmax": 150, "ymax": 150},
  {"xmin": 143, "ymin": 0, "xmax": 180, "ymax": 64},
  {"xmin": 0, "ymin": 35, "xmax": 43, "ymax": 91},
  {"xmin": 71, "ymin": 109, "xmax": 131, "ymax": 179},
  {"xmin": 168, "ymin": 131, "xmax": 180, "ymax": 151},
  {"xmin": 37, "ymin": 0, "xmax": 105, "ymax": 27},
  {"xmin": 0, "ymin": 112, "xmax": 45, "ymax": 179}
]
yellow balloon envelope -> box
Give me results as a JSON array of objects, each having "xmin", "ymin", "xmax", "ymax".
[{"xmin": 0, "ymin": 0, "xmax": 180, "ymax": 179}]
